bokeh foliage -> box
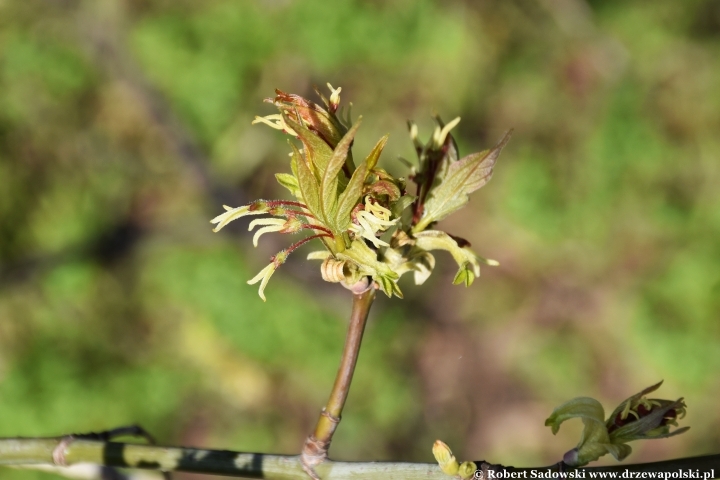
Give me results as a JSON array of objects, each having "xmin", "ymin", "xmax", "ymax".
[{"xmin": 1, "ymin": 1, "xmax": 720, "ymax": 479}]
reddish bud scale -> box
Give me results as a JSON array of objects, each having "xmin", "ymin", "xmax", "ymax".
[{"xmin": 349, "ymin": 203, "xmax": 364, "ymax": 223}]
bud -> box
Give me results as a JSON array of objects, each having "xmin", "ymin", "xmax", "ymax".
[
  {"xmin": 545, "ymin": 382, "xmax": 689, "ymax": 467},
  {"xmin": 326, "ymin": 83, "xmax": 342, "ymax": 113},
  {"xmin": 268, "ymin": 86, "xmax": 348, "ymax": 149},
  {"xmin": 458, "ymin": 461, "xmax": 479, "ymax": 480},
  {"xmin": 432, "ymin": 440, "xmax": 460, "ymax": 476},
  {"xmin": 605, "ymin": 381, "xmax": 688, "ymax": 441}
]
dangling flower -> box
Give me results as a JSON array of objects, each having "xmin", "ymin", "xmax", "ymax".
[
  {"xmin": 248, "ymin": 216, "xmax": 305, "ymax": 247},
  {"xmin": 348, "ymin": 197, "xmax": 397, "ymax": 247},
  {"xmin": 210, "ymin": 201, "xmax": 270, "ymax": 232},
  {"xmin": 246, "ymin": 262, "xmax": 277, "ymax": 302},
  {"xmin": 243, "ymin": 232, "xmax": 332, "ymax": 301},
  {"xmin": 211, "ymin": 198, "xmax": 332, "ymax": 300},
  {"xmin": 251, "ymin": 114, "xmax": 298, "ymax": 136}
]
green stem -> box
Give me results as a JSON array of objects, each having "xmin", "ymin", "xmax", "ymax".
[{"xmin": 301, "ymin": 285, "xmax": 376, "ymax": 477}]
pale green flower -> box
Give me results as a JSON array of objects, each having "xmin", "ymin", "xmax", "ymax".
[
  {"xmin": 248, "ymin": 217, "xmax": 303, "ymax": 247},
  {"xmin": 348, "ymin": 197, "xmax": 397, "ymax": 248},
  {"xmin": 326, "ymin": 83, "xmax": 342, "ymax": 112},
  {"xmin": 246, "ymin": 262, "xmax": 277, "ymax": 302},
  {"xmin": 251, "ymin": 114, "xmax": 298, "ymax": 136},
  {"xmin": 210, "ymin": 203, "xmax": 268, "ymax": 232},
  {"xmin": 431, "ymin": 116, "xmax": 461, "ymax": 149}
]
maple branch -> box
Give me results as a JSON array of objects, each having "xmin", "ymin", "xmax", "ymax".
[{"xmin": 1, "ymin": 437, "xmax": 718, "ymax": 480}]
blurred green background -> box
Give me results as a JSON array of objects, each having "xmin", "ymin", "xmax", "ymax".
[{"xmin": 2, "ymin": 0, "xmax": 720, "ymax": 478}]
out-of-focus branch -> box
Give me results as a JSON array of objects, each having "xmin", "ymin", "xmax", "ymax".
[{"xmin": 1, "ymin": 437, "xmax": 718, "ymax": 480}]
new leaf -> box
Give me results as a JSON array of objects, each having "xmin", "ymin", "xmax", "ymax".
[{"xmin": 414, "ymin": 130, "xmax": 512, "ymax": 232}]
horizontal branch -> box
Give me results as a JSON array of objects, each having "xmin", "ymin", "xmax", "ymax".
[{"xmin": 0, "ymin": 437, "xmax": 718, "ymax": 479}]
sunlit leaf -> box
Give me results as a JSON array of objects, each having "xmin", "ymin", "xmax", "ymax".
[
  {"xmin": 366, "ymin": 134, "xmax": 389, "ymax": 171},
  {"xmin": 321, "ymin": 119, "xmax": 362, "ymax": 231},
  {"xmin": 335, "ymin": 160, "xmax": 368, "ymax": 232},
  {"xmin": 275, "ymin": 173, "xmax": 301, "ymax": 199},
  {"xmin": 414, "ymin": 130, "xmax": 512, "ymax": 232},
  {"xmin": 285, "ymin": 114, "xmax": 334, "ymax": 180},
  {"xmin": 290, "ymin": 141, "xmax": 322, "ymax": 220}
]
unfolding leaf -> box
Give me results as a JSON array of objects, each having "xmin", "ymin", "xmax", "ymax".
[
  {"xmin": 602, "ymin": 443, "xmax": 633, "ymax": 462},
  {"xmin": 366, "ymin": 134, "xmax": 389, "ymax": 171},
  {"xmin": 290, "ymin": 141, "xmax": 322, "ymax": 220},
  {"xmin": 545, "ymin": 397, "xmax": 606, "ymax": 435},
  {"xmin": 364, "ymin": 179, "xmax": 401, "ymax": 201},
  {"xmin": 285, "ymin": 114, "xmax": 333, "ymax": 180},
  {"xmin": 414, "ymin": 130, "xmax": 512, "ymax": 232},
  {"xmin": 572, "ymin": 420, "xmax": 615, "ymax": 466},
  {"xmin": 321, "ymin": 120, "xmax": 362, "ymax": 231},
  {"xmin": 335, "ymin": 160, "xmax": 368, "ymax": 232},
  {"xmin": 390, "ymin": 195, "xmax": 416, "ymax": 219},
  {"xmin": 275, "ymin": 173, "xmax": 301, "ymax": 199},
  {"xmin": 545, "ymin": 397, "xmax": 612, "ymax": 467},
  {"xmin": 378, "ymin": 244, "xmax": 434, "ymax": 285}
]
